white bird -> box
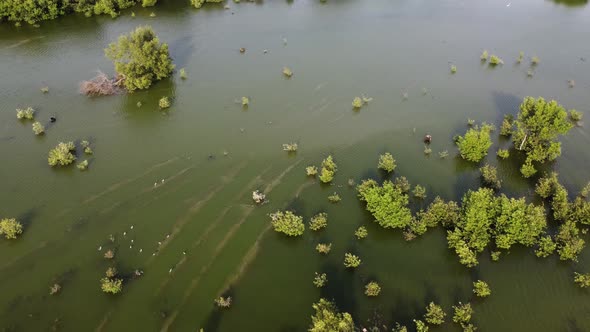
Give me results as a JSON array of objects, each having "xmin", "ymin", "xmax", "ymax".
[
  {"xmin": 158, "ymin": 241, "xmax": 162, "ymax": 245},
  {"xmin": 139, "ymin": 249, "xmax": 143, "ymax": 253},
  {"xmin": 130, "ymin": 225, "xmax": 134, "ymax": 229},
  {"xmin": 131, "ymin": 239, "xmax": 134, "ymax": 243},
  {"xmin": 506, "ymin": 2, "xmax": 511, "ymax": 6},
  {"xmin": 98, "ymin": 246, "xmax": 102, "ymax": 251},
  {"xmin": 161, "ymin": 179, "xmax": 165, "ymax": 183},
  {"xmin": 154, "ymin": 182, "xmax": 157, "ymax": 187},
  {"xmin": 123, "ymin": 231, "xmax": 127, "ymax": 236},
  {"xmin": 166, "ymin": 234, "xmax": 170, "ymax": 238},
  {"xmin": 129, "ymin": 245, "xmax": 132, "ymax": 249},
  {"xmin": 152, "ymin": 253, "xmax": 156, "ymax": 256},
  {"xmin": 169, "ymin": 268, "xmax": 173, "ymax": 273}
]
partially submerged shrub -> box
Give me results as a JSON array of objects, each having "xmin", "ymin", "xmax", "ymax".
[
  {"xmin": 497, "ymin": 149, "xmax": 509, "ymax": 159},
  {"xmin": 309, "ymin": 213, "xmax": 328, "ymax": 231},
  {"xmin": 569, "ymin": 110, "xmax": 583, "ymax": 122},
  {"xmin": 414, "ymin": 320, "xmax": 429, "ymax": 332},
  {"xmin": 282, "ymin": 67, "xmax": 293, "ymax": 77},
  {"xmin": 32, "ymin": 122, "xmax": 45, "ymax": 135},
  {"xmin": 49, "ymin": 284, "xmax": 61, "ymax": 295},
  {"xmin": 352, "ymin": 97, "xmax": 363, "ymax": 109},
  {"xmin": 424, "ymin": 302, "xmax": 446, "ymax": 325},
  {"xmin": 48, "ymin": 142, "xmax": 76, "ymax": 167},
  {"xmin": 535, "ymin": 235, "xmax": 556, "ymax": 258},
  {"xmin": 424, "ymin": 146, "xmax": 432, "ymax": 155},
  {"xmin": 452, "ymin": 302, "xmax": 473, "ymax": 324},
  {"xmin": 531, "ymin": 56, "xmax": 540, "ymax": 65},
  {"xmin": 241, "ymin": 96, "xmax": 249, "ymax": 106},
  {"xmin": 315, "ymin": 243, "xmax": 332, "ymax": 254},
  {"xmin": 41, "ymin": 87, "xmax": 49, "ymax": 93},
  {"xmin": 439, "ymin": 150, "xmax": 449, "ymax": 159},
  {"xmin": 355, "ymin": 226, "xmax": 368, "ymax": 239},
  {"xmin": 500, "ymin": 114, "xmax": 513, "ymax": 136},
  {"xmin": 480, "ymin": 164, "xmax": 501, "ymax": 189},
  {"xmin": 214, "ymin": 296, "xmax": 232, "ymax": 308},
  {"xmin": 378, "ymin": 152, "xmax": 396, "ymax": 173},
  {"xmin": 413, "ymin": 185, "xmax": 427, "ymax": 199},
  {"xmin": 456, "ymin": 124, "xmax": 494, "ymax": 162},
  {"xmin": 100, "ymin": 277, "xmax": 123, "ymax": 294},
  {"xmin": 357, "ymin": 179, "xmax": 412, "ymax": 229},
  {"xmin": 313, "ymin": 272, "xmax": 327, "ymax": 288},
  {"xmin": 364, "ymin": 281, "xmax": 381, "ymax": 296},
  {"xmin": 104, "ymin": 250, "xmax": 115, "ymax": 259},
  {"xmin": 0, "ymin": 218, "xmax": 23, "ymax": 240},
  {"xmin": 306, "ymin": 166, "xmax": 318, "ymax": 176},
  {"xmin": 319, "ymin": 155, "xmax": 337, "ymax": 183},
  {"xmin": 327, "ymin": 192, "xmax": 341, "ymax": 203},
  {"xmin": 252, "ymin": 190, "xmax": 266, "ymax": 204},
  {"xmin": 574, "ymin": 272, "xmax": 590, "ymax": 288},
  {"xmin": 81, "ymin": 140, "xmax": 93, "ymax": 154},
  {"xmin": 451, "ymin": 65, "xmax": 457, "ymax": 73},
  {"xmin": 77, "ymin": 160, "xmax": 89, "ymax": 171},
  {"xmin": 517, "ymin": 51, "xmax": 524, "ymax": 63},
  {"xmin": 480, "ymin": 50, "xmax": 489, "ymax": 61},
  {"xmin": 159, "ymin": 97, "xmax": 171, "ymax": 109},
  {"xmin": 282, "ymin": 143, "xmax": 298, "ymax": 152},
  {"xmin": 417, "ymin": 196, "xmax": 460, "ymax": 228},
  {"xmin": 310, "ymin": 299, "xmax": 354, "ymax": 332},
  {"xmin": 512, "ymin": 97, "xmax": 573, "ymax": 177},
  {"xmin": 80, "ymin": 71, "xmax": 122, "ymax": 96},
  {"xmin": 105, "ymin": 26, "xmax": 174, "ymax": 91},
  {"xmin": 343, "ymin": 253, "xmax": 361, "ymax": 268},
  {"xmin": 489, "ymin": 55, "xmax": 504, "ymax": 65},
  {"xmin": 394, "ymin": 176, "xmax": 411, "ymax": 193},
  {"xmin": 16, "ymin": 107, "xmax": 35, "ymax": 120},
  {"xmin": 473, "ymin": 280, "xmax": 491, "ymax": 297},
  {"xmin": 270, "ymin": 211, "xmax": 304, "ymax": 236},
  {"xmin": 179, "ymin": 68, "xmax": 187, "ymax": 79},
  {"xmin": 556, "ymin": 220, "xmax": 585, "ymax": 261}
]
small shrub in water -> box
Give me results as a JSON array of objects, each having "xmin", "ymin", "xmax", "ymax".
[
  {"xmin": 101, "ymin": 277, "xmax": 123, "ymax": 294},
  {"xmin": 364, "ymin": 281, "xmax": 381, "ymax": 296},
  {"xmin": 500, "ymin": 115, "xmax": 513, "ymax": 136},
  {"xmin": 270, "ymin": 211, "xmax": 304, "ymax": 236},
  {"xmin": 77, "ymin": 160, "xmax": 89, "ymax": 171},
  {"xmin": 16, "ymin": 107, "xmax": 35, "ymax": 120},
  {"xmin": 355, "ymin": 226, "xmax": 368, "ymax": 239},
  {"xmin": 252, "ymin": 190, "xmax": 266, "ymax": 204},
  {"xmin": 497, "ymin": 149, "xmax": 509, "ymax": 159},
  {"xmin": 306, "ymin": 166, "xmax": 318, "ymax": 176},
  {"xmin": 104, "ymin": 250, "xmax": 115, "ymax": 259},
  {"xmin": 309, "ymin": 213, "xmax": 328, "ymax": 231},
  {"xmin": 282, "ymin": 67, "xmax": 293, "ymax": 77},
  {"xmin": 316, "ymin": 243, "xmax": 331, "ymax": 254},
  {"xmin": 480, "ymin": 164, "xmax": 501, "ymax": 189},
  {"xmin": 452, "ymin": 302, "xmax": 473, "ymax": 324},
  {"xmin": 159, "ymin": 97, "xmax": 171, "ymax": 109},
  {"xmin": 535, "ymin": 235, "xmax": 556, "ymax": 257},
  {"xmin": 313, "ymin": 272, "xmax": 327, "ymax": 288},
  {"xmin": 214, "ymin": 296, "xmax": 232, "ymax": 308},
  {"xmin": 343, "ymin": 253, "xmax": 361, "ymax": 268},
  {"xmin": 41, "ymin": 87, "xmax": 49, "ymax": 93},
  {"xmin": 48, "ymin": 142, "xmax": 76, "ymax": 167},
  {"xmin": 569, "ymin": 110, "xmax": 583, "ymax": 122},
  {"xmin": 241, "ymin": 96, "xmax": 249, "ymax": 106},
  {"xmin": 517, "ymin": 51, "xmax": 524, "ymax": 63},
  {"xmin": 378, "ymin": 152, "xmax": 396, "ymax": 173},
  {"xmin": 480, "ymin": 50, "xmax": 489, "ymax": 61},
  {"xmin": 49, "ymin": 284, "xmax": 61, "ymax": 295},
  {"xmin": 439, "ymin": 150, "xmax": 449, "ymax": 159},
  {"xmin": 467, "ymin": 119, "xmax": 475, "ymax": 126},
  {"xmin": 142, "ymin": 0, "xmax": 157, "ymax": 6},
  {"xmin": 32, "ymin": 122, "xmax": 45, "ymax": 135},
  {"xmin": 424, "ymin": 146, "xmax": 432, "ymax": 155},
  {"xmin": 491, "ymin": 251, "xmax": 501, "ymax": 261},
  {"xmin": 414, "ymin": 320, "xmax": 429, "ymax": 332},
  {"xmin": 352, "ymin": 97, "xmax": 363, "ymax": 109},
  {"xmin": 424, "ymin": 302, "xmax": 446, "ymax": 325},
  {"xmin": 319, "ymin": 155, "xmax": 337, "ymax": 183},
  {"xmin": 282, "ymin": 143, "xmax": 298, "ymax": 152},
  {"xmin": 456, "ymin": 123, "xmax": 494, "ymax": 162},
  {"xmin": 531, "ymin": 56, "xmax": 540, "ymax": 65},
  {"xmin": 328, "ymin": 192, "xmax": 341, "ymax": 203},
  {"xmin": 413, "ymin": 185, "xmax": 427, "ymax": 199},
  {"xmin": 489, "ymin": 55, "xmax": 504, "ymax": 65},
  {"xmin": 179, "ymin": 68, "xmax": 187, "ymax": 79},
  {"xmin": 149, "ymin": 12, "xmax": 156, "ymax": 17},
  {"xmin": 574, "ymin": 272, "xmax": 590, "ymax": 288},
  {"xmin": 473, "ymin": 280, "xmax": 491, "ymax": 297},
  {"xmin": 451, "ymin": 65, "xmax": 457, "ymax": 73},
  {"xmin": 0, "ymin": 218, "xmax": 23, "ymax": 240}
]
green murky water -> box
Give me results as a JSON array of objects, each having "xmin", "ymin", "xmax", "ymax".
[{"xmin": 1, "ymin": 0, "xmax": 590, "ymax": 331}]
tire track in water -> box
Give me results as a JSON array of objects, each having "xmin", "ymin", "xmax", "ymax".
[{"xmin": 159, "ymin": 160, "xmax": 304, "ymax": 332}]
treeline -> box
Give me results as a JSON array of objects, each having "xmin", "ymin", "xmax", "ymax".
[{"xmin": 0, "ymin": 0, "xmax": 156, "ymax": 25}]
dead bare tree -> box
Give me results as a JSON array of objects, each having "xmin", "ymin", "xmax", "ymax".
[{"xmin": 79, "ymin": 71, "xmax": 124, "ymax": 96}]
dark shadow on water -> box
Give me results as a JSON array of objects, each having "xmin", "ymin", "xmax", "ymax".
[
  {"xmin": 168, "ymin": 35, "xmax": 195, "ymax": 69},
  {"xmin": 18, "ymin": 208, "xmax": 39, "ymax": 230},
  {"xmin": 491, "ymin": 91, "xmax": 521, "ymax": 122},
  {"xmin": 319, "ymin": 261, "xmax": 358, "ymax": 320}
]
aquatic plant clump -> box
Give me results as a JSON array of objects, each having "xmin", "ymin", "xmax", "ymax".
[
  {"xmin": 452, "ymin": 302, "xmax": 473, "ymax": 324},
  {"xmin": 354, "ymin": 226, "xmax": 368, "ymax": 239},
  {"xmin": 357, "ymin": 179, "xmax": 412, "ymax": 229},
  {"xmin": 378, "ymin": 152, "xmax": 396, "ymax": 173},
  {"xmin": 309, "ymin": 213, "xmax": 328, "ymax": 231},
  {"xmin": 282, "ymin": 67, "xmax": 293, "ymax": 77},
  {"xmin": 480, "ymin": 50, "xmax": 489, "ymax": 61},
  {"xmin": 32, "ymin": 121, "xmax": 45, "ymax": 135},
  {"xmin": 159, "ymin": 97, "xmax": 171, "ymax": 109},
  {"xmin": 77, "ymin": 160, "xmax": 89, "ymax": 171},
  {"xmin": 480, "ymin": 164, "xmax": 501, "ymax": 189},
  {"xmin": 16, "ymin": 107, "xmax": 35, "ymax": 120},
  {"xmin": 343, "ymin": 253, "xmax": 361, "ymax": 268},
  {"xmin": 105, "ymin": 26, "xmax": 175, "ymax": 92},
  {"xmin": 270, "ymin": 211, "xmax": 305, "ymax": 236},
  {"xmin": 489, "ymin": 55, "xmax": 504, "ymax": 65},
  {"xmin": 241, "ymin": 96, "xmax": 250, "ymax": 106},
  {"xmin": 451, "ymin": 65, "xmax": 457, "ymax": 74},
  {"xmin": 100, "ymin": 277, "xmax": 123, "ymax": 294},
  {"xmin": 473, "ymin": 280, "xmax": 491, "ymax": 297},
  {"xmin": 413, "ymin": 185, "xmax": 427, "ymax": 199},
  {"xmin": 574, "ymin": 272, "xmax": 590, "ymax": 288},
  {"xmin": 456, "ymin": 123, "xmax": 494, "ymax": 162},
  {"xmin": 364, "ymin": 281, "xmax": 381, "ymax": 296},
  {"xmin": 49, "ymin": 283, "xmax": 61, "ymax": 295},
  {"xmin": 497, "ymin": 149, "xmax": 509, "ymax": 159},
  {"xmin": 315, "ymin": 243, "xmax": 332, "ymax": 254},
  {"xmin": 179, "ymin": 68, "xmax": 187, "ymax": 79},
  {"xmin": 48, "ymin": 142, "xmax": 76, "ymax": 167},
  {"xmin": 0, "ymin": 218, "xmax": 23, "ymax": 240},
  {"xmin": 327, "ymin": 192, "xmax": 341, "ymax": 203},
  {"xmin": 569, "ymin": 110, "xmax": 583, "ymax": 123},
  {"xmin": 319, "ymin": 155, "xmax": 337, "ymax": 183},
  {"xmin": 424, "ymin": 302, "xmax": 446, "ymax": 325},
  {"xmin": 309, "ymin": 299, "xmax": 354, "ymax": 332},
  {"xmin": 306, "ymin": 166, "xmax": 318, "ymax": 176},
  {"xmin": 282, "ymin": 143, "xmax": 298, "ymax": 152},
  {"xmin": 214, "ymin": 296, "xmax": 232, "ymax": 308},
  {"xmin": 352, "ymin": 97, "xmax": 363, "ymax": 109},
  {"xmin": 313, "ymin": 272, "xmax": 327, "ymax": 288},
  {"xmin": 500, "ymin": 114, "xmax": 514, "ymax": 136}
]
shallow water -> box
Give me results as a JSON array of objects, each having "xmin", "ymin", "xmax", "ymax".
[{"xmin": 1, "ymin": 0, "xmax": 589, "ymax": 331}]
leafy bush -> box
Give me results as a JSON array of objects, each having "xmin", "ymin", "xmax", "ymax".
[
  {"xmin": 282, "ymin": 67, "xmax": 293, "ymax": 77},
  {"xmin": 100, "ymin": 277, "xmax": 123, "ymax": 294},
  {"xmin": 214, "ymin": 296, "xmax": 232, "ymax": 308},
  {"xmin": 574, "ymin": 272, "xmax": 590, "ymax": 288},
  {"xmin": 343, "ymin": 253, "xmax": 361, "ymax": 268},
  {"xmin": 512, "ymin": 97, "xmax": 573, "ymax": 177},
  {"xmin": 352, "ymin": 97, "xmax": 363, "ymax": 109},
  {"xmin": 569, "ymin": 110, "xmax": 583, "ymax": 122},
  {"xmin": 497, "ymin": 149, "xmax": 509, "ymax": 159},
  {"xmin": 0, "ymin": 218, "xmax": 23, "ymax": 240},
  {"xmin": 309, "ymin": 299, "xmax": 354, "ymax": 332},
  {"xmin": 417, "ymin": 196, "xmax": 460, "ymax": 228},
  {"xmin": 306, "ymin": 166, "xmax": 318, "ymax": 176},
  {"xmin": 315, "ymin": 243, "xmax": 332, "ymax": 254},
  {"xmin": 480, "ymin": 164, "xmax": 501, "ymax": 189},
  {"xmin": 473, "ymin": 280, "xmax": 491, "ymax": 297},
  {"xmin": 394, "ymin": 176, "xmax": 411, "ymax": 193},
  {"xmin": 105, "ymin": 26, "xmax": 174, "ymax": 91},
  {"xmin": 16, "ymin": 107, "xmax": 35, "ymax": 120},
  {"xmin": 535, "ymin": 235, "xmax": 556, "ymax": 258},
  {"xmin": 179, "ymin": 68, "xmax": 187, "ymax": 79},
  {"xmin": 500, "ymin": 115, "xmax": 513, "ymax": 136},
  {"xmin": 282, "ymin": 143, "xmax": 298, "ymax": 152},
  {"xmin": 77, "ymin": 160, "xmax": 89, "ymax": 171},
  {"xmin": 364, "ymin": 281, "xmax": 381, "ymax": 296},
  {"xmin": 327, "ymin": 192, "xmax": 341, "ymax": 203},
  {"xmin": 414, "ymin": 320, "xmax": 429, "ymax": 332},
  {"xmin": 313, "ymin": 273, "xmax": 327, "ymax": 288},
  {"xmin": 309, "ymin": 213, "xmax": 328, "ymax": 231},
  {"xmin": 319, "ymin": 155, "xmax": 337, "ymax": 183},
  {"xmin": 270, "ymin": 211, "xmax": 304, "ymax": 236},
  {"xmin": 451, "ymin": 65, "xmax": 457, "ymax": 73},
  {"xmin": 439, "ymin": 150, "xmax": 449, "ymax": 159},
  {"xmin": 413, "ymin": 185, "xmax": 427, "ymax": 199},
  {"xmin": 489, "ymin": 55, "xmax": 504, "ymax": 65},
  {"xmin": 159, "ymin": 97, "xmax": 171, "ymax": 109},
  {"xmin": 456, "ymin": 124, "xmax": 494, "ymax": 162},
  {"xmin": 357, "ymin": 179, "xmax": 412, "ymax": 229},
  {"xmin": 355, "ymin": 226, "xmax": 368, "ymax": 239},
  {"xmin": 424, "ymin": 302, "xmax": 446, "ymax": 325},
  {"xmin": 32, "ymin": 122, "xmax": 45, "ymax": 135},
  {"xmin": 452, "ymin": 302, "xmax": 473, "ymax": 324},
  {"xmin": 517, "ymin": 51, "xmax": 524, "ymax": 63},
  {"xmin": 48, "ymin": 142, "xmax": 76, "ymax": 166},
  {"xmin": 378, "ymin": 152, "xmax": 396, "ymax": 173},
  {"xmin": 142, "ymin": 0, "xmax": 157, "ymax": 7},
  {"xmin": 556, "ymin": 220, "xmax": 585, "ymax": 261},
  {"xmin": 241, "ymin": 96, "xmax": 249, "ymax": 106},
  {"xmin": 494, "ymin": 195, "xmax": 546, "ymax": 249},
  {"xmin": 480, "ymin": 50, "xmax": 489, "ymax": 61},
  {"xmin": 531, "ymin": 56, "xmax": 540, "ymax": 65}
]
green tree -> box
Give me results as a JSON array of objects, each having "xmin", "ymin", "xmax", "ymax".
[
  {"xmin": 357, "ymin": 179, "xmax": 412, "ymax": 229},
  {"xmin": 574, "ymin": 272, "xmax": 590, "ymax": 288},
  {"xmin": 417, "ymin": 196, "xmax": 460, "ymax": 228},
  {"xmin": 309, "ymin": 213, "xmax": 328, "ymax": 231},
  {"xmin": 270, "ymin": 211, "xmax": 304, "ymax": 236},
  {"xmin": 309, "ymin": 298, "xmax": 354, "ymax": 332},
  {"xmin": 535, "ymin": 235, "xmax": 556, "ymax": 258},
  {"xmin": 319, "ymin": 155, "xmax": 337, "ymax": 183},
  {"xmin": 105, "ymin": 26, "xmax": 174, "ymax": 91},
  {"xmin": 493, "ymin": 195, "xmax": 546, "ymax": 250},
  {"xmin": 0, "ymin": 218, "xmax": 23, "ymax": 240},
  {"xmin": 479, "ymin": 164, "xmax": 501, "ymax": 189},
  {"xmin": 378, "ymin": 152, "xmax": 396, "ymax": 173},
  {"xmin": 48, "ymin": 141, "xmax": 76, "ymax": 166},
  {"xmin": 343, "ymin": 253, "xmax": 361, "ymax": 268},
  {"xmin": 424, "ymin": 302, "xmax": 446, "ymax": 325},
  {"xmin": 473, "ymin": 280, "xmax": 491, "ymax": 297},
  {"xmin": 512, "ymin": 97, "xmax": 573, "ymax": 177},
  {"xmin": 100, "ymin": 277, "xmax": 123, "ymax": 294},
  {"xmin": 555, "ymin": 220, "xmax": 585, "ymax": 261},
  {"xmin": 364, "ymin": 281, "xmax": 381, "ymax": 296},
  {"xmin": 456, "ymin": 124, "xmax": 494, "ymax": 162},
  {"xmin": 452, "ymin": 302, "xmax": 473, "ymax": 324}
]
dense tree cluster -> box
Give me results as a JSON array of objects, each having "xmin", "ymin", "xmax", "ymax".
[
  {"xmin": 309, "ymin": 213, "xmax": 328, "ymax": 231},
  {"xmin": 424, "ymin": 302, "xmax": 446, "ymax": 325},
  {"xmin": 309, "ymin": 299, "xmax": 354, "ymax": 332},
  {"xmin": 270, "ymin": 211, "xmax": 305, "ymax": 236},
  {"xmin": 319, "ymin": 155, "xmax": 337, "ymax": 183},
  {"xmin": 48, "ymin": 141, "xmax": 76, "ymax": 166},
  {"xmin": 357, "ymin": 179, "xmax": 412, "ymax": 229}
]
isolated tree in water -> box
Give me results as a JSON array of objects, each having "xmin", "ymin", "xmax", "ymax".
[{"xmin": 105, "ymin": 26, "xmax": 174, "ymax": 92}]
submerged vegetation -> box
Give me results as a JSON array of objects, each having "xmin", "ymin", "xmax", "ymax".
[
  {"xmin": 473, "ymin": 280, "xmax": 491, "ymax": 297},
  {"xmin": 343, "ymin": 253, "xmax": 361, "ymax": 268},
  {"xmin": 319, "ymin": 155, "xmax": 337, "ymax": 183},
  {"xmin": 377, "ymin": 152, "xmax": 396, "ymax": 173},
  {"xmin": 270, "ymin": 211, "xmax": 304, "ymax": 236},
  {"xmin": 424, "ymin": 302, "xmax": 446, "ymax": 325},
  {"xmin": 309, "ymin": 299, "xmax": 354, "ymax": 332},
  {"xmin": 16, "ymin": 107, "xmax": 35, "ymax": 120},
  {"xmin": 456, "ymin": 123, "xmax": 494, "ymax": 162},
  {"xmin": 48, "ymin": 142, "xmax": 76, "ymax": 167},
  {"xmin": 0, "ymin": 218, "xmax": 23, "ymax": 240},
  {"xmin": 364, "ymin": 281, "xmax": 381, "ymax": 296}
]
